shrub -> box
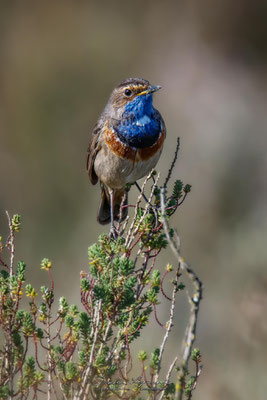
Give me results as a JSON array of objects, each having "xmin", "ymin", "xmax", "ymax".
[{"xmin": 0, "ymin": 139, "xmax": 202, "ymax": 399}]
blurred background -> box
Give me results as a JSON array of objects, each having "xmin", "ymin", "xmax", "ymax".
[{"xmin": 0, "ymin": 1, "xmax": 267, "ymax": 398}]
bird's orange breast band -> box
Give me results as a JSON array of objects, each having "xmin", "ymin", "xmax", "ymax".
[{"xmin": 104, "ymin": 125, "xmax": 165, "ymax": 162}]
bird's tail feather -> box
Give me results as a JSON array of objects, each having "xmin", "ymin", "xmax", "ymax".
[{"xmin": 97, "ymin": 185, "xmax": 128, "ymax": 225}]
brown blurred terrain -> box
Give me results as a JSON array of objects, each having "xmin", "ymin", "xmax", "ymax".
[{"xmin": 1, "ymin": 1, "xmax": 267, "ymax": 399}]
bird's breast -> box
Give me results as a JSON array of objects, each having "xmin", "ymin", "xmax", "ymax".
[
  {"xmin": 94, "ymin": 122, "xmax": 165, "ymax": 188},
  {"xmin": 104, "ymin": 123, "xmax": 165, "ymax": 162},
  {"xmin": 104, "ymin": 123, "xmax": 135, "ymax": 161}
]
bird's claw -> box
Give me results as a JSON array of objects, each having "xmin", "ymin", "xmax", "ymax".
[{"xmin": 109, "ymin": 226, "xmax": 119, "ymax": 240}]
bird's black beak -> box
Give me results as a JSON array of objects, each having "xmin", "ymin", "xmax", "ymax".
[
  {"xmin": 137, "ymin": 85, "xmax": 161, "ymax": 96},
  {"xmin": 149, "ymin": 85, "xmax": 161, "ymax": 93}
]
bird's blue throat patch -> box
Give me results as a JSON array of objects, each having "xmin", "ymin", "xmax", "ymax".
[{"xmin": 115, "ymin": 94, "xmax": 161, "ymax": 148}]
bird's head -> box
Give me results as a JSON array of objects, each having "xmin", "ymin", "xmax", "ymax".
[{"xmin": 107, "ymin": 78, "xmax": 161, "ymax": 119}]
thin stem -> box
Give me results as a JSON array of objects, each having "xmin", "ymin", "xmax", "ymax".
[
  {"xmin": 5, "ymin": 211, "xmax": 15, "ymax": 399},
  {"xmin": 79, "ymin": 300, "xmax": 102, "ymax": 400},
  {"xmin": 47, "ymin": 311, "xmax": 52, "ymax": 400},
  {"xmin": 5, "ymin": 211, "xmax": 14, "ymax": 277},
  {"xmin": 158, "ymin": 357, "xmax": 178, "ymax": 400},
  {"xmin": 164, "ymin": 137, "xmax": 180, "ymax": 189},
  {"xmin": 135, "ymin": 181, "xmax": 149, "ymax": 203}
]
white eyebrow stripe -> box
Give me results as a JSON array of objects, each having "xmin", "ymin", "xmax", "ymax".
[{"xmin": 136, "ymin": 115, "xmax": 151, "ymax": 126}]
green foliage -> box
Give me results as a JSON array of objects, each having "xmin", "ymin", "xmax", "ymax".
[
  {"xmin": 184, "ymin": 376, "xmax": 196, "ymax": 398},
  {"xmin": 11, "ymin": 214, "xmax": 21, "ymax": 232},
  {"xmin": 191, "ymin": 348, "xmax": 201, "ymax": 362},
  {"xmin": 165, "ymin": 382, "xmax": 176, "ymax": 395},
  {"xmin": 138, "ymin": 350, "xmax": 147, "ymax": 361},
  {"xmin": 78, "ymin": 312, "xmax": 90, "ymax": 337},
  {"xmin": 0, "ymin": 385, "xmax": 9, "ymax": 399},
  {"xmin": 150, "ymin": 348, "xmax": 160, "ymax": 370},
  {"xmin": 182, "ymin": 349, "xmax": 202, "ymax": 399},
  {"xmin": 0, "ymin": 171, "xmax": 201, "ymax": 399},
  {"xmin": 178, "ymin": 282, "xmax": 186, "ymax": 291},
  {"xmin": 65, "ymin": 362, "xmax": 78, "ymax": 381},
  {"xmin": 172, "ymin": 180, "xmax": 183, "ymax": 199},
  {"xmin": 16, "ymin": 261, "xmax": 26, "ymax": 281}
]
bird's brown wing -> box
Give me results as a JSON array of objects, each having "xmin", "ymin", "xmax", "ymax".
[{"xmin": 86, "ymin": 117, "xmax": 104, "ymax": 185}]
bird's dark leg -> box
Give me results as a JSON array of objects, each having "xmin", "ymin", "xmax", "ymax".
[{"xmin": 109, "ymin": 188, "xmax": 118, "ymax": 239}]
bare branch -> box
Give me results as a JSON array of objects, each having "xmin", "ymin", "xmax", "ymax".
[
  {"xmin": 158, "ymin": 356, "xmax": 178, "ymax": 400},
  {"xmin": 153, "ymin": 267, "xmax": 179, "ymax": 386},
  {"xmin": 164, "ymin": 137, "xmax": 180, "ymax": 189},
  {"xmin": 160, "ymin": 187, "xmax": 203, "ymax": 400}
]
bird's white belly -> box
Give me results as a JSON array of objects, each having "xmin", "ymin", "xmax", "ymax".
[{"xmin": 126, "ymin": 151, "xmax": 161, "ymax": 184}]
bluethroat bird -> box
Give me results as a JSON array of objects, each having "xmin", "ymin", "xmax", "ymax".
[{"xmin": 87, "ymin": 78, "xmax": 166, "ymax": 236}]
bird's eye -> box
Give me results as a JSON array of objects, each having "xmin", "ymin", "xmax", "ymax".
[{"xmin": 124, "ymin": 89, "xmax": 132, "ymax": 97}]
